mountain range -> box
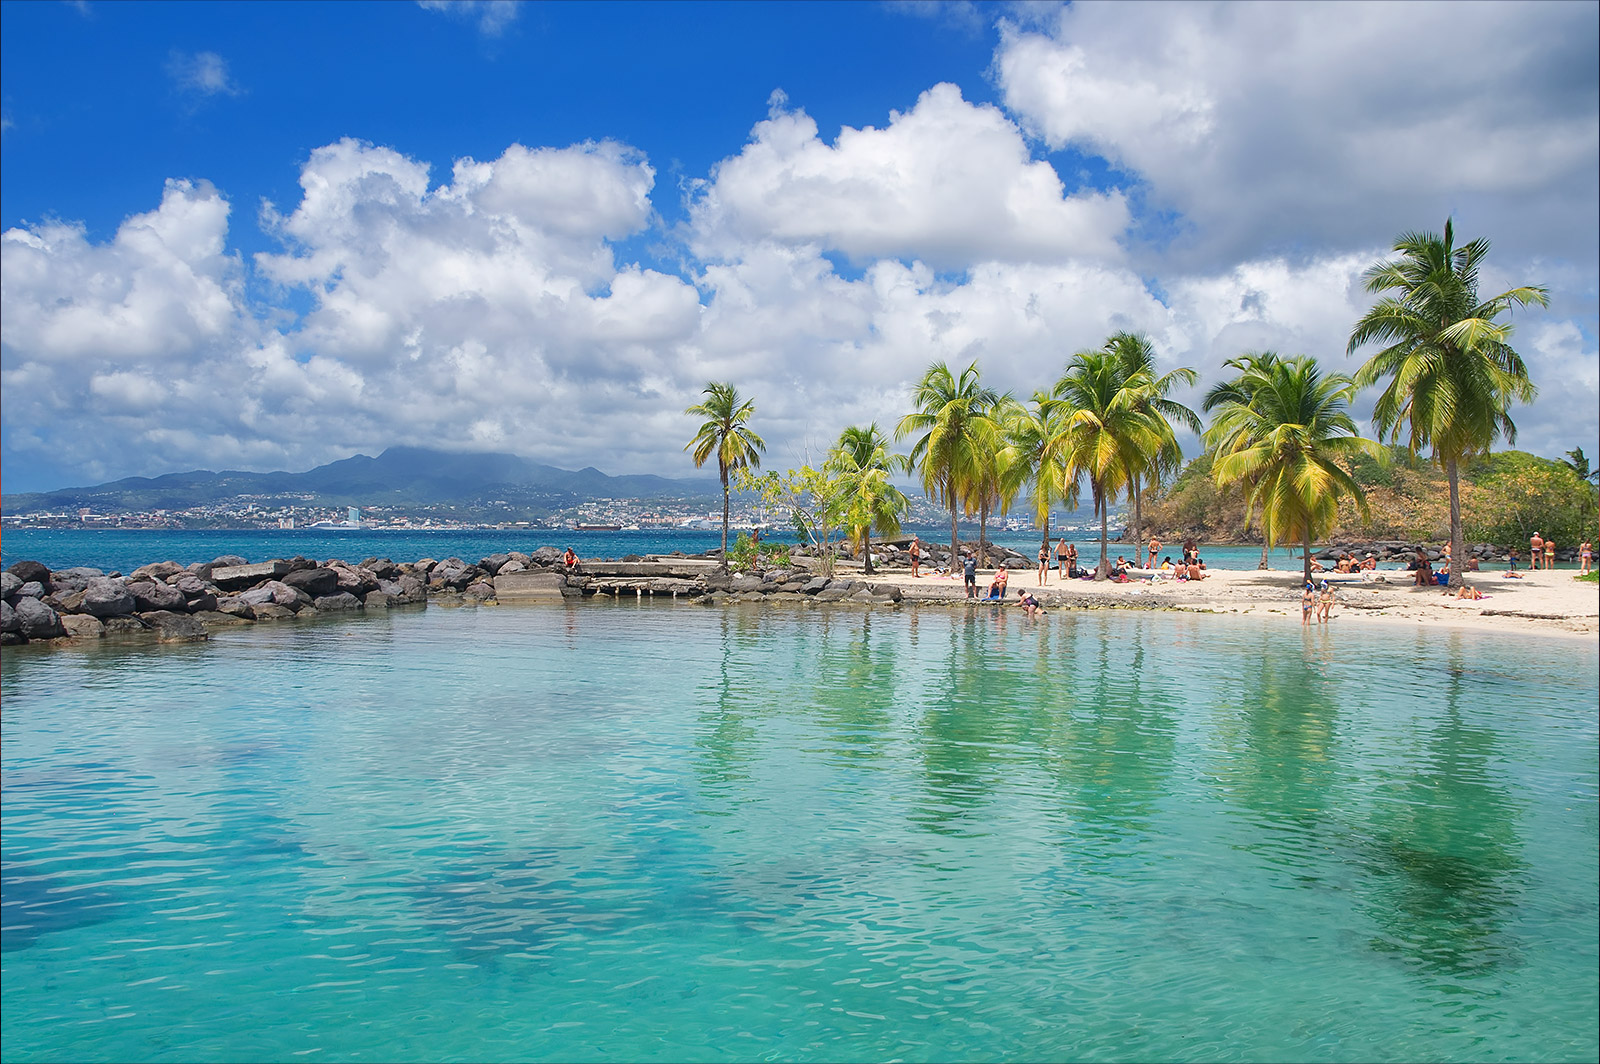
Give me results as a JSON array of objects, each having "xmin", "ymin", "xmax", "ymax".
[{"xmin": 1, "ymin": 447, "xmax": 724, "ymax": 516}]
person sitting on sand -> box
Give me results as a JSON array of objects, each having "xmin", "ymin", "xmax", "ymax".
[
  {"xmin": 1186, "ymin": 561, "xmax": 1206, "ymax": 581},
  {"xmin": 986, "ymin": 564, "xmax": 1010, "ymax": 600},
  {"xmin": 1160, "ymin": 556, "xmax": 1174, "ymax": 571},
  {"xmin": 1336, "ymin": 554, "xmax": 1354, "ymax": 574},
  {"xmin": 563, "ymin": 547, "xmax": 580, "ymax": 572},
  {"xmin": 1318, "ymin": 580, "xmax": 1335, "ymax": 623},
  {"xmin": 1309, "ymin": 556, "xmax": 1327, "ymax": 573},
  {"xmin": 1412, "ymin": 548, "xmax": 1433, "ymax": 586},
  {"xmin": 1302, "ymin": 582, "xmax": 1315, "ymax": 626},
  {"xmin": 908, "ymin": 535, "xmax": 921, "ymax": 578},
  {"xmin": 1455, "ymin": 583, "xmax": 1484, "ymax": 600},
  {"xmin": 1361, "ymin": 553, "xmax": 1377, "ymax": 571},
  {"xmin": 1017, "ymin": 589, "xmax": 1042, "ymax": 618}
]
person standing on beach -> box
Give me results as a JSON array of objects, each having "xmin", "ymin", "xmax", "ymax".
[
  {"xmin": 909, "ymin": 535, "xmax": 921, "ymax": 578},
  {"xmin": 1544, "ymin": 536, "xmax": 1556, "ymax": 571},
  {"xmin": 1148, "ymin": 536, "xmax": 1161, "ymax": 569},
  {"xmin": 1581, "ymin": 540, "xmax": 1593, "ymax": 576},
  {"xmin": 963, "ymin": 552, "xmax": 977, "ymax": 599},
  {"xmin": 1056, "ymin": 537, "xmax": 1069, "ymax": 577},
  {"xmin": 1037, "ymin": 542, "xmax": 1050, "ymax": 586},
  {"xmin": 1530, "ymin": 531, "xmax": 1543, "ymax": 569},
  {"xmin": 1302, "ymin": 582, "xmax": 1315, "ymax": 627},
  {"xmin": 1318, "ymin": 580, "xmax": 1335, "ymax": 624}
]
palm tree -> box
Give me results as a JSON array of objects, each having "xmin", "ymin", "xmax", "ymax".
[
  {"xmin": 1347, "ymin": 219, "xmax": 1547, "ymax": 587},
  {"xmin": 1564, "ymin": 447, "xmax": 1598, "ymax": 484},
  {"xmin": 830, "ymin": 424, "xmax": 910, "ymax": 575},
  {"xmin": 963, "ymin": 412, "xmax": 1012, "ymax": 568},
  {"xmin": 896, "ymin": 361, "xmax": 1001, "ymax": 567},
  {"xmin": 1205, "ymin": 356, "xmax": 1383, "ymax": 584},
  {"xmin": 1203, "ymin": 351, "xmax": 1284, "ymax": 569},
  {"xmin": 1052, "ymin": 350, "xmax": 1169, "ymax": 579},
  {"xmin": 1103, "ymin": 332, "xmax": 1199, "ymax": 550},
  {"xmin": 685, "ymin": 382, "xmax": 766, "ymax": 572},
  {"xmin": 999, "ymin": 392, "xmax": 1078, "ymax": 560}
]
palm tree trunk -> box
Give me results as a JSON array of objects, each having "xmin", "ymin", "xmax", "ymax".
[
  {"xmin": 862, "ymin": 526, "xmax": 874, "ymax": 575},
  {"xmin": 1096, "ymin": 491, "xmax": 1109, "ymax": 581},
  {"xmin": 1303, "ymin": 530, "xmax": 1312, "ymax": 585},
  {"xmin": 1131, "ymin": 473, "xmax": 1142, "ymax": 550},
  {"xmin": 720, "ymin": 466, "xmax": 730, "ymax": 573},
  {"xmin": 1259, "ymin": 540, "xmax": 1270, "ymax": 570},
  {"xmin": 979, "ymin": 504, "xmax": 989, "ymax": 570},
  {"xmin": 948, "ymin": 489, "xmax": 959, "ymax": 570},
  {"xmin": 1447, "ymin": 457, "xmax": 1463, "ymax": 588}
]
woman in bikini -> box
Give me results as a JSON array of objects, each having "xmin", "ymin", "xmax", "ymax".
[
  {"xmin": 1037, "ymin": 542, "xmax": 1050, "ymax": 585},
  {"xmin": 1318, "ymin": 580, "xmax": 1335, "ymax": 623},
  {"xmin": 1581, "ymin": 540, "xmax": 1593, "ymax": 576},
  {"xmin": 1302, "ymin": 582, "xmax": 1315, "ymax": 627}
]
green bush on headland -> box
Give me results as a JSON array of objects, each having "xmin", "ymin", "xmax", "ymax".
[{"xmin": 1142, "ymin": 447, "xmax": 1598, "ymax": 547}]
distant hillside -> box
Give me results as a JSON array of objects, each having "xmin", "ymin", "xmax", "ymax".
[
  {"xmin": 1138, "ymin": 447, "xmax": 1599, "ymax": 548},
  {"xmin": 0, "ymin": 446, "xmax": 723, "ymax": 515}
]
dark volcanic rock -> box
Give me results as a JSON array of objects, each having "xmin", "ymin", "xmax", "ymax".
[
  {"xmin": 364, "ymin": 591, "xmax": 399, "ymax": 609},
  {"xmin": 130, "ymin": 561, "xmax": 184, "ymax": 582},
  {"xmin": 15, "ymin": 581, "xmax": 46, "ymax": 600},
  {"xmin": 126, "ymin": 580, "xmax": 186, "ymax": 612},
  {"xmin": 0, "ymin": 599, "xmax": 17, "ymax": 633},
  {"xmin": 6, "ymin": 560, "xmax": 51, "ymax": 587},
  {"xmin": 312, "ymin": 591, "xmax": 362, "ymax": 611},
  {"xmin": 173, "ymin": 573, "xmax": 215, "ymax": 597},
  {"xmin": 530, "ymin": 546, "xmax": 562, "ymax": 566},
  {"xmin": 216, "ymin": 597, "xmax": 257, "ymax": 619},
  {"xmin": 252, "ymin": 603, "xmax": 296, "ymax": 622},
  {"xmin": 211, "ymin": 555, "xmax": 249, "ymax": 568},
  {"xmin": 801, "ymin": 577, "xmax": 830, "ymax": 594},
  {"xmin": 59, "ymin": 614, "xmax": 105, "ymax": 639},
  {"xmin": 184, "ymin": 592, "xmax": 219, "ymax": 614},
  {"xmin": 1, "ymin": 571, "xmax": 21, "ymax": 598},
  {"xmin": 284, "ymin": 568, "xmax": 340, "ymax": 598},
  {"xmin": 479, "ymin": 553, "xmax": 513, "ymax": 575},
  {"xmin": 81, "ymin": 578, "xmax": 137, "ymax": 617},
  {"xmin": 102, "ymin": 616, "xmax": 150, "ymax": 635},
  {"xmin": 14, "ymin": 596, "xmax": 66, "ymax": 639},
  {"xmin": 49, "ymin": 567, "xmax": 105, "ymax": 593},
  {"xmin": 141, "ymin": 611, "xmax": 207, "ymax": 641},
  {"xmin": 730, "ymin": 573, "xmax": 765, "ymax": 593},
  {"xmin": 211, "ymin": 561, "xmax": 290, "ymax": 590},
  {"xmin": 463, "ymin": 581, "xmax": 496, "ymax": 601}
]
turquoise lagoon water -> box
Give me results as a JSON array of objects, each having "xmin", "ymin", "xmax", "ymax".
[{"xmin": 2, "ymin": 603, "xmax": 1596, "ymax": 1062}]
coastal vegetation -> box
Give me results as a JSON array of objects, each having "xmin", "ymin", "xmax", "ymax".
[
  {"xmin": 1202, "ymin": 355, "xmax": 1383, "ymax": 582},
  {"xmin": 698, "ymin": 220, "xmax": 1590, "ymax": 574},
  {"xmin": 1347, "ymin": 220, "xmax": 1549, "ymax": 586},
  {"xmin": 685, "ymin": 382, "xmax": 766, "ymax": 572}
]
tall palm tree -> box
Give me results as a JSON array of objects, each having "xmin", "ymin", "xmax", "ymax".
[
  {"xmin": 1000, "ymin": 392, "xmax": 1078, "ymax": 559},
  {"xmin": 1103, "ymin": 332, "xmax": 1200, "ymax": 549},
  {"xmin": 1203, "ymin": 351, "xmax": 1285, "ymax": 569},
  {"xmin": 1052, "ymin": 350, "xmax": 1168, "ymax": 580},
  {"xmin": 830, "ymin": 424, "xmax": 910, "ymax": 575},
  {"xmin": 896, "ymin": 361, "xmax": 1001, "ymax": 566},
  {"xmin": 685, "ymin": 382, "xmax": 766, "ymax": 572},
  {"xmin": 1347, "ymin": 219, "xmax": 1547, "ymax": 587},
  {"xmin": 963, "ymin": 413, "xmax": 1012, "ymax": 568},
  {"xmin": 1205, "ymin": 356, "xmax": 1383, "ymax": 584}
]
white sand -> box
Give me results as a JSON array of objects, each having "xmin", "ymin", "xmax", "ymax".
[{"xmin": 864, "ymin": 562, "xmax": 1600, "ymax": 640}]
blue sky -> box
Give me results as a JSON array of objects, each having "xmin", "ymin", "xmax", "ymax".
[{"xmin": 3, "ymin": 0, "xmax": 1596, "ymax": 494}]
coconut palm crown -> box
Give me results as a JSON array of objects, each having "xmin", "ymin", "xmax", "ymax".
[
  {"xmin": 1205, "ymin": 355, "xmax": 1384, "ymax": 583},
  {"xmin": 829, "ymin": 424, "xmax": 910, "ymax": 575},
  {"xmin": 896, "ymin": 361, "xmax": 1002, "ymax": 566},
  {"xmin": 685, "ymin": 381, "xmax": 766, "ymax": 571},
  {"xmin": 1347, "ymin": 219, "xmax": 1547, "ymax": 587}
]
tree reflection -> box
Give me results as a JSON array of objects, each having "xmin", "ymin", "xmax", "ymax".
[
  {"xmin": 1356, "ymin": 631, "xmax": 1525, "ymax": 977},
  {"xmin": 805, "ymin": 613, "xmax": 895, "ymax": 765}
]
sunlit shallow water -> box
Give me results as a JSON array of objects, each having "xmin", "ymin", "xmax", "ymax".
[{"xmin": 3, "ymin": 603, "xmax": 1596, "ymax": 1062}]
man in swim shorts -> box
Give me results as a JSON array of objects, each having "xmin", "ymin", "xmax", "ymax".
[
  {"xmin": 908, "ymin": 535, "xmax": 921, "ymax": 578},
  {"xmin": 1530, "ymin": 531, "xmax": 1543, "ymax": 569},
  {"xmin": 1056, "ymin": 537, "xmax": 1070, "ymax": 576}
]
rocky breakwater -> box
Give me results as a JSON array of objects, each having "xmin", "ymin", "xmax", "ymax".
[
  {"xmin": 1, "ymin": 554, "xmax": 430, "ymax": 647},
  {"xmin": 491, "ymin": 552, "xmax": 906, "ymax": 607},
  {"xmin": 1312, "ymin": 539, "xmax": 1572, "ymax": 565}
]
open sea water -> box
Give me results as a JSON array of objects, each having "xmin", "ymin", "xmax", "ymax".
[{"xmin": 2, "ymin": 601, "xmax": 1596, "ymax": 1062}]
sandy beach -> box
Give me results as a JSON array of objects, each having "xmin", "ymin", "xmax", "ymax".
[{"xmin": 855, "ymin": 561, "xmax": 1600, "ymax": 640}]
